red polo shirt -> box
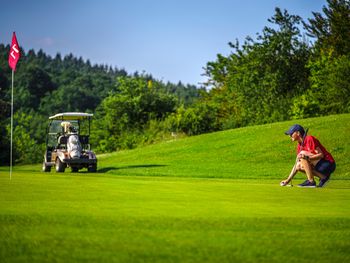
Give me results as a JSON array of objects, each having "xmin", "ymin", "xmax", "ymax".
[{"xmin": 297, "ymin": 135, "xmax": 335, "ymax": 163}]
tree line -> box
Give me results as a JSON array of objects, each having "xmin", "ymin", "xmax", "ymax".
[
  {"xmin": 0, "ymin": 0, "xmax": 349, "ymax": 164},
  {"xmin": 202, "ymin": 0, "xmax": 349, "ymax": 128},
  {"xmin": 0, "ymin": 46, "xmax": 201, "ymax": 163}
]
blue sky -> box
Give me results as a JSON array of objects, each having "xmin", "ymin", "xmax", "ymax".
[{"xmin": 1, "ymin": 0, "xmax": 327, "ymax": 85}]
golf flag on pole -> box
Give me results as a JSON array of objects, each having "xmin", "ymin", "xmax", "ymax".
[
  {"xmin": 8, "ymin": 32, "xmax": 21, "ymax": 71},
  {"xmin": 8, "ymin": 32, "xmax": 21, "ymax": 180}
]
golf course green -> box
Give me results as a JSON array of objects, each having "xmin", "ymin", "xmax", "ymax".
[{"xmin": 1, "ymin": 114, "xmax": 349, "ymax": 262}]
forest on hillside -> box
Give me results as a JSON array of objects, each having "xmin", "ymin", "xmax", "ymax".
[{"xmin": 0, "ymin": 0, "xmax": 349, "ymax": 164}]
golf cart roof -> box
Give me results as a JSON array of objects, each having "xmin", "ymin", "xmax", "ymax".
[{"xmin": 49, "ymin": 112, "xmax": 93, "ymax": 120}]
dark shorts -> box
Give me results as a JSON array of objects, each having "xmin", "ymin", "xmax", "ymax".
[{"xmin": 315, "ymin": 159, "xmax": 336, "ymax": 177}]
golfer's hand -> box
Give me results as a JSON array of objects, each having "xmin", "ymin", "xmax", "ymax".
[
  {"xmin": 280, "ymin": 180, "xmax": 289, "ymax": 186},
  {"xmin": 298, "ymin": 153, "xmax": 310, "ymax": 160}
]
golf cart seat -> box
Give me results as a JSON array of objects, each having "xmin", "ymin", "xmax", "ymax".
[
  {"xmin": 58, "ymin": 135, "xmax": 68, "ymax": 144},
  {"xmin": 57, "ymin": 135, "xmax": 68, "ymax": 149}
]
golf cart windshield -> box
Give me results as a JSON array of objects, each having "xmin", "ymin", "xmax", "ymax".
[{"xmin": 46, "ymin": 112, "xmax": 93, "ymax": 148}]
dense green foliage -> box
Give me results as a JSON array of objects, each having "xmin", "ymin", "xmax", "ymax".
[
  {"xmin": 0, "ymin": 0, "xmax": 349, "ymax": 164},
  {"xmin": 0, "ymin": 47, "xmax": 200, "ymax": 163},
  {"xmin": 203, "ymin": 1, "xmax": 349, "ymax": 127},
  {"xmin": 1, "ymin": 114, "xmax": 349, "ymax": 262},
  {"xmin": 92, "ymin": 77, "xmax": 179, "ymax": 151}
]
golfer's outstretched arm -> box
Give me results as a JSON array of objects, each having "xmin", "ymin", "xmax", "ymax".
[{"xmin": 283, "ymin": 163, "xmax": 298, "ymax": 184}]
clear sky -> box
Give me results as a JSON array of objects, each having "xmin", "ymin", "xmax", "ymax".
[{"xmin": 0, "ymin": 0, "xmax": 327, "ymax": 86}]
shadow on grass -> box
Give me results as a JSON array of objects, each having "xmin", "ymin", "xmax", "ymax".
[{"xmin": 98, "ymin": 164, "xmax": 168, "ymax": 173}]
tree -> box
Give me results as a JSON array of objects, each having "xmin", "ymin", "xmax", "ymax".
[
  {"xmin": 0, "ymin": 99, "xmax": 10, "ymax": 164},
  {"xmin": 94, "ymin": 76, "xmax": 178, "ymax": 151},
  {"xmin": 304, "ymin": 0, "xmax": 350, "ymax": 56},
  {"xmin": 306, "ymin": 52, "xmax": 350, "ymax": 115},
  {"xmin": 6, "ymin": 111, "xmax": 43, "ymax": 164},
  {"xmin": 16, "ymin": 65, "xmax": 56, "ymax": 109},
  {"xmin": 39, "ymin": 84, "xmax": 99, "ymax": 115},
  {"xmin": 0, "ymin": 69, "xmax": 9, "ymax": 98},
  {"xmin": 204, "ymin": 8, "xmax": 310, "ymax": 125},
  {"xmin": 299, "ymin": 0, "xmax": 350, "ymax": 117}
]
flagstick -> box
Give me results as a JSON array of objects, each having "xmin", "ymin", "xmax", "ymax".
[{"xmin": 10, "ymin": 69, "xmax": 14, "ymax": 180}]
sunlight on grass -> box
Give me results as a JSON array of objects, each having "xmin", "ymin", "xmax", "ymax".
[{"xmin": 1, "ymin": 114, "xmax": 349, "ymax": 262}]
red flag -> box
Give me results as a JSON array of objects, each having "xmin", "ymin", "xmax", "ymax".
[{"xmin": 8, "ymin": 32, "xmax": 21, "ymax": 71}]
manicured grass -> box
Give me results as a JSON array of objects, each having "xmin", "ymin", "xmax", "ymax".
[
  {"xmin": 1, "ymin": 172, "xmax": 350, "ymax": 263},
  {"xmin": 98, "ymin": 114, "xmax": 349, "ymax": 179},
  {"xmin": 1, "ymin": 114, "xmax": 349, "ymax": 262}
]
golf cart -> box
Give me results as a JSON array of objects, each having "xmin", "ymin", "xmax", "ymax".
[{"xmin": 42, "ymin": 112, "xmax": 97, "ymax": 173}]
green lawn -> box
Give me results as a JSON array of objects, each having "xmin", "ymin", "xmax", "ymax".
[
  {"xmin": 97, "ymin": 114, "xmax": 349, "ymax": 179},
  {"xmin": 1, "ymin": 114, "xmax": 350, "ymax": 262}
]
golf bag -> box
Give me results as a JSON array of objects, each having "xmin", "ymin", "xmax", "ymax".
[{"xmin": 67, "ymin": 134, "xmax": 82, "ymax": 159}]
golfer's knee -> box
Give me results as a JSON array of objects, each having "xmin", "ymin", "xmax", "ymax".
[
  {"xmin": 296, "ymin": 162, "xmax": 303, "ymax": 171},
  {"xmin": 300, "ymin": 158, "xmax": 310, "ymax": 167}
]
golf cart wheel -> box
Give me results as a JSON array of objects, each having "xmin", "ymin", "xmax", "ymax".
[
  {"xmin": 71, "ymin": 167, "xmax": 79, "ymax": 173},
  {"xmin": 88, "ymin": 164, "xmax": 97, "ymax": 173},
  {"xmin": 42, "ymin": 161, "xmax": 51, "ymax": 172},
  {"xmin": 55, "ymin": 158, "xmax": 65, "ymax": 173}
]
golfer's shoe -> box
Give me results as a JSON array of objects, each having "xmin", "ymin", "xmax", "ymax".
[
  {"xmin": 318, "ymin": 175, "xmax": 331, "ymax": 188},
  {"xmin": 298, "ymin": 180, "xmax": 316, "ymax": 188}
]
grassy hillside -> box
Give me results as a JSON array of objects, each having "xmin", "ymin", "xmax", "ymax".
[
  {"xmin": 97, "ymin": 114, "xmax": 349, "ymax": 180},
  {"xmin": 1, "ymin": 114, "xmax": 349, "ymax": 263}
]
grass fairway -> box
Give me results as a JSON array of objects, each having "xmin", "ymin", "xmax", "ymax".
[{"xmin": 1, "ymin": 114, "xmax": 350, "ymax": 262}]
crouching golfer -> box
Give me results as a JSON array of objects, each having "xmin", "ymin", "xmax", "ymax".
[{"xmin": 281, "ymin": 124, "xmax": 336, "ymax": 188}]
